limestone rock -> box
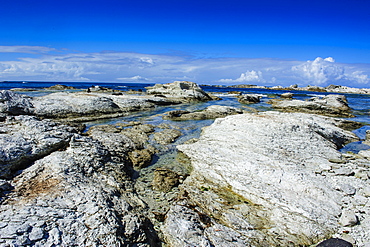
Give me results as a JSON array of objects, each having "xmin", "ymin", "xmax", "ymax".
[
  {"xmin": 237, "ymin": 94, "xmax": 263, "ymax": 104},
  {"xmin": 176, "ymin": 112, "xmax": 359, "ymax": 246},
  {"xmin": 0, "ymin": 116, "xmax": 76, "ymax": 178},
  {"xmin": 0, "ymin": 90, "xmax": 34, "ymax": 115},
  {"xmin": 31, "ymin": 92, "xmax": 123, "ymax": 118},
  {"xmin": 154, "ymin": 129, "xmax": 182, "ymax": 145},
  {"xmin": 0, "ymin": 135, "xmax": 159, "ymax": 246},
  {"xmin": 339, "ymin": 210, "xmax": 359, "ymax": 226},
  {"xmin": 281, "ymin": 92, "xmax": 294, "ymax": 99},
  {"xmin": 270, "ymin": 94, "xmax": 354, "ymax": 117},
  {"xmin": 146, "ymin": 81, "xmax": 213, "ymax": 102}
]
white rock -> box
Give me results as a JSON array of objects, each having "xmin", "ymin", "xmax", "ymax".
[
  {"xmin": 177, "ymin": 112, "xmax": 359, "ymax": 246},
  {"xmin": 339, "ymin": 210, "xmax": 358, "ymax": 226}
]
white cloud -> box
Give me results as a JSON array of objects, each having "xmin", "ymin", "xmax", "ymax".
[
  {"xmin": 219, "ymin": 70, "xmax": 265, "ymax": 84},
  {"xmin": 291, "ymin": 57, "xmax": 344, "ymax": 85},
  {"xmin": 0, "ymin": 45, "xmax": 56, "ymax": 54},
  {"xmin": 0, "ymin": 47, "xmax": 369, "ymax": 88},
  {"xmin": 292, "ymin": 57, "xmax": 370, "ymax": 86},
  {"xmin": 117, "ymin": 75, "xmax": 150, "ymax": 82}
]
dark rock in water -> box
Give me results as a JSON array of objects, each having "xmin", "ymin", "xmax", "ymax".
[
  {"xmin": 317, "ymin": 238, "xmax": 353, "ymax": 247},
  {"xmin": 163, "ymin": 105, "xmax": 243, "ymax": 121},
  {"xmin": 237, "ymin": 94, "xmax": 262, "ymax": 104},
  {"xmin": 44, "ymin": 84, "xmax": 76, "ymax": 90},
  {"xmin": 152, "ymin": 168, "xmax": 180, "ymax": 192}
]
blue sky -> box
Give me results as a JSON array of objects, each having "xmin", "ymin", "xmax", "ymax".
[{"xmin": 0, "ymin": 0, "xmax": 370, "ymax": 87}]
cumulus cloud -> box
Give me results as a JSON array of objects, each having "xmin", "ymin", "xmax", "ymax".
[
  {"xmin": 292, "ymin": 57, "xmax": 344, "ymax": 85},
  {"xmin": 219, "ymin": 70, "xmax": 265, "ymax": 84},
  {"xmin": 292, "ymin": 57, "xmax": 370, "ymax": 86}
]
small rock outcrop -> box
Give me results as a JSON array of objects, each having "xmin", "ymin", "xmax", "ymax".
[
  {"xmin": 237, "ymin": 94, "xmax": 263, "ymax": 104},
  {"xmin": 146, "ymin": 81, "xmax": 213, "ymax": 102},
  {"xmin": 270, "ymin": 94, "xmax": 354, "ymax": 117},
  {"xmin": 163, "ymin": 105, "xmax": 244, "ymax": 120},
  {"xmin": 43, "ymin": 84, "xmax": 77, "ymax": 90},
  {"xmin": 0, "ymin": 90, "xmax": 34, "ymax": 115}
]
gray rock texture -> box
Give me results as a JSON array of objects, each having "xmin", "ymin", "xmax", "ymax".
[
  {"xmin": 0, "ymin": 116, "xmax": 76, "ymax": 178},
  {"xmin": 0, "ymin": 90, "xmax": 34, "ymax": 115},
  {"xmin": 270, "ymin": 94, "xmax": 354, "ymax": 117},
  {"xmin": 0, "ymin": 134, "xmax": 160, "ymax": 246},
  {"xmin": 1, "ymin": 90, "xmax": 181, "ymax": 122},
  {"xmin": 237, "ymin": 94, "xmax": 263, "ymax": 104},
  {"xmin": 171, "ymin": 112, "xmax": 369, "ymax": 246},
  {"xmin": 146, "ymin": 81, "xmax": 213, "ymax": 102}
]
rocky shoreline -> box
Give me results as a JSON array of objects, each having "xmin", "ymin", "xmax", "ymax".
[
  {"xmin": 1, "ymin": 81, "xmax": 369, "ymax": 246},
  {"xmin": 219, "ymin": 84, "xmax": 370, "ymax": 95}
]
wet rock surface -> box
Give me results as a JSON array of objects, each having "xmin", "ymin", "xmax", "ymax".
[{"xmin": 163, "ymin": 105, "xmax": 244, "ymax": 120}]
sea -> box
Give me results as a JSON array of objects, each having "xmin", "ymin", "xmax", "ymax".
[{"xmin": 1, "ymin": 81, "xmax": 370, "ymax": 154}]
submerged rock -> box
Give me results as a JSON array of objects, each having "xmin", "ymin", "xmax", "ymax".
[
  {"xmin": 172, "ymin": 112, "xmax": 367, "ymax": 246},
  {"xmin": 152, "ymin": 168, "xmax": 180, "ymax": 192},
  {"xmin": 153, "ymin": 129, "xmax": 182, "ymax": 145},
  {"xmin": 270, "ymin": 94, "xmax": 354, "ymax": 117},
  {"xmin": 163, "ymin": 105, "xmax": 244, "ymax": 120},
  {"xmin": 146, "ymin": 81, "xmax": 213, "ymax": 102}
]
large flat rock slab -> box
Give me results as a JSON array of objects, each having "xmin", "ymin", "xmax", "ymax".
[{"xmin": 171, "ymin": 112, "xmax": 369, "ymax": 246}]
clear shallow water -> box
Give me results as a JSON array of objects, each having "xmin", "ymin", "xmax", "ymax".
[{"xmin": 2, "ymin": 81, "xmax": 370, "ymax": 153}]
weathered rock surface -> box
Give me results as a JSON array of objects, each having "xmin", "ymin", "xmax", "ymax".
[
  {"xmin": 146, "ymin": 81, "xmax": 213, "ymax": 102},
  {"xmin": 0, "ymin": 116, "xmax": 77, "ymax": 178},
  {"xmin": 0, "ymin": 90, "xmax": 34, "ymax": 115},
  {"xmin": 152, "ymin": 168, "xmax": 180, "ymax": 192},
  {"xmin": 0, "ymin": 134, "xmax": 160, "ymax": 246},
  {"xmin": 163, "ymin": 105, "xmax": 244, "ymax": 120},
  {"xmin": 1, "ymin": 90, "xmax": 181, "ymax": 121},
  {"xmin": 170, "ymin": 112, "xmax": 369, "ymax": 246},
  {"xmin": 32, "ymin": 92, "xmax": 157, "ymax": 119},
  {"xmin": 270, "ymin": 94, "xmax": 354, "ymax": 117},
  {"xmin": 87, "ymin": 123, "xmax": 157, "ymax": 169},
  {"xmin": 237, "ymin": 94, "xmax": 263, "ymax": 104},
  {"xmin": 153, "ymin": 129, "xmax": 182, "ymax": 145},
  {"xmin": 281, "ymin": 92, "xmax": 294, "ymax": 99}
]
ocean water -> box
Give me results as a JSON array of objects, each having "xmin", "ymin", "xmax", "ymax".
[{"xmin": 2, "ymin": 81, "xmax": 370, "ymax": 153}]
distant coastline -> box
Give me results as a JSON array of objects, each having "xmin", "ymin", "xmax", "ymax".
[{"xmin": 202, "ymin": 83, "xmax": 370, "ymax": 94}]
